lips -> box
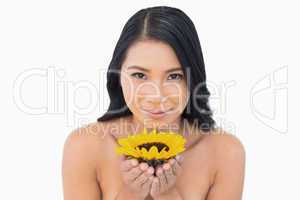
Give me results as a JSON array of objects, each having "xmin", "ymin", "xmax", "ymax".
[
  {"xmin": 141, "ymin": 108, "xmax": 172, "ymax": 114},
  {"xmin": 148, "ymin": 110, "xmax": 165, "ymax": 114}
]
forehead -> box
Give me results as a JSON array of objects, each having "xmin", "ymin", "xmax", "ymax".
[{"xmin": 122, "ymin": 39, "xmax": 182, "ymax": 71}]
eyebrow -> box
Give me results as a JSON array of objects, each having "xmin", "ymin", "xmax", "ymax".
[{"xmin": 127, "ymin": 65, "xmax": 182, "ymax": 73}]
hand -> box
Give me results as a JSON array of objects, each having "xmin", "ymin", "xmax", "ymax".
[
  {"xmin": 119, "ymin": 156, "xmax": 155, "ymax": 199},
  {"xmin": 150, "ymin": 154, "xmax": 184, "ymax": 198}
]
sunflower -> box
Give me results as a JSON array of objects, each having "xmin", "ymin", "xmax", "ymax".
[{"xmin": 115, "ymin": 128, "xmax": 186, "ymax": 169}]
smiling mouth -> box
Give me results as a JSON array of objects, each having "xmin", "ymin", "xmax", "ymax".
[{"xmin": 141, "ymin": 108, "xmax": 173, "ymax": 115}]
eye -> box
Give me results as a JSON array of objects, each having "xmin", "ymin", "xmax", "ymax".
[
  {"xmin": 167, "ymin": 73, "xmax": 184, "ymax": 80},
  {"xmin": 131, "ymin": 72, "xmax": 147, "ymax": 80}
]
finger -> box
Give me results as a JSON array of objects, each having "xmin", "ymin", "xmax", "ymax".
[
  {"xmin": 150, "ymin": 177, "xmax": 160, "ymax": 197},
  {"xmin": 156, "ymin": 166, "xmax": 167, "ymax": 190},
  {"xmin": 168, "ymin": 158, "xmax": 177, "ymax": 174},
  {"xmin": 141, "ymin": 175, "xmax": 153, "ymax": 190},
  {"xmin": 134, "ymin": 167, "xmax": 154, "ymax": 186},
  {"xmin": 120, "ymin": 158, "xmax": 138, "ymax": 172},
  {"xmin": 175, "ymin": 154, "xmax": 184, "ymax": 165},
  {"xmin": 133, "ymin": 172, "xmax": 149, "ymax": 187},
  {"xmin": 163, "ymin": 162, "xmax": 171, "ymax": 171},
  {"xmin": 127, "ymin": 166, "xmax": 143, "ymax": 182},
  {"xmin": 139, "ymin": 162, "xmax": 149, "ymax": 171},
  {"xmin": 168, "ymin": 158, "xmax": 176, "ymax": 165},
  {"xmin": 163, "ymin": 163, "xmax": 175, "ymax": 182},
  {"xmin": 172, "ymin": 159, "xmax": 182, "ymax": 176}
]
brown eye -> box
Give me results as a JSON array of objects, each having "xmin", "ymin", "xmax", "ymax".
[
  {"xmin": 167, "ymin": 73, "xmax": 183, "ymax": 80},
  {"xmin": 131, "ymin": 72, "xmax": 147, "ymax": 80}
]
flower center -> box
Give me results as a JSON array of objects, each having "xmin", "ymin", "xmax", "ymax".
[{"xmin": 137, "ymin": 142, "xmax": 169, "ymax": 152}]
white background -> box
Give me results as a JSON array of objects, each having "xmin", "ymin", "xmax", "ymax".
[{"xmin": 0, "ymin": 0, "xmax": 298, "ymax": 199}]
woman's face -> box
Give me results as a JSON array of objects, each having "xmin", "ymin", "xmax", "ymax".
[{"xmin": 120, "ymin": 39, "xmax": 189, "ymax": 128}]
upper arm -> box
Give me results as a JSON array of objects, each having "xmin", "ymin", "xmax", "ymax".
[
  {"xmin": 206, "ymin": 133, "xmax": 246, "ymax": 200},
  {"xmin": 62, "ymin": 128, "xmax": 102, "ymax": 200}
]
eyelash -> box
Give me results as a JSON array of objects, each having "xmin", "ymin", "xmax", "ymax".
[
  {"xmin": 131, "ymin": 72, "xmax": 146, "ymax": 80},
  {"xmin": 167, "ymin": 73, "xmax": 184, "ymax": 80},
  {"xmin": 130, "ymin": 72, "xmax": 184, "ymax": 80}
]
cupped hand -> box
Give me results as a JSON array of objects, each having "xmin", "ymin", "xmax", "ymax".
[
  {"xmin": 119, "ymin": 156, "xmax": 155, "ymax": 199},
  {"xmin": 150, "ymin": 155, "xmax": 184, "ymax": 198}
]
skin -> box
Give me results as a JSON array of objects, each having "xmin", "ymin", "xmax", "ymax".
[
  {"xmin": 120, "ymin": 39, "xmax": 189, "ymax": 130},
  {"xmin": 62, "ymin": 39, "xmax": 246, "ymax": 200},
  {"xmin": 117, "ymin": 153, "xmax": 184, "ymax": 199}
]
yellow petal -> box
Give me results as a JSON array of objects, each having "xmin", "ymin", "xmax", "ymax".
[
  {"xmin": 148, "ymin": 145, "xmax": 160, "ymax": 159},
  {"xmin": 115, "ymin": 147, "xmax": 140, "ymax": 157},
  {"xmin": 115, "ymin": 128, "xmax": 186, "ymax": 161},
  {"xmin": 141, "ymin": 147, "xmax": 150, "ymax": 159}
]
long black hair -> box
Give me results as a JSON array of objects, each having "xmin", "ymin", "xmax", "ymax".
[{"xmin": 97, "ymin": 6, "xmax": 216, "ymax": 132}]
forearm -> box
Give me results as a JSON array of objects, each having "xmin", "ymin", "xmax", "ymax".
[
  {"xmin": 154, "ymin": 187, "xmax": 183, "ymax": 200},
  {"xmin": 115, "ymin": 187, "xmax": 145, "ymax": 200}
]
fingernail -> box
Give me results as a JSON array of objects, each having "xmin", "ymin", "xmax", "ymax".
[
  {"xmin": 176, "ymin": 155, "xmax": 184, "ymax": 162},
  {"xmin": 163, "ymin": 164, "xmax": 170, "ymax": 170},
  {"xmin": 157, "ymin": 168, "xmax": 163, "ymax": 175},
  {"xmin": 131, "ymin": 159, "xmax": 138, "ymax": 166},
  {"xmin": 147, "ymin": 167, "xmax": 154, "ymax": 174},
  {"xmin": 140, "ymin": 163, "xmax": 148, "ymax": 171},
  {"xmin": 169, "ymin": 159, "xmax": 175, "ymax": 165}
]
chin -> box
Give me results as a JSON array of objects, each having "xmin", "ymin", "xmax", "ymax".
[{"xmin": 145, "ymin": 116, "xmax": 178, "ymax": 126}]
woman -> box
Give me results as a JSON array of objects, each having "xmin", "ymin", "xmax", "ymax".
[{"xmin": 62, "ymin": 6, "xmax": 245, "ymax": 200}]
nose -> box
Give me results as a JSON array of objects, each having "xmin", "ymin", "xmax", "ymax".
[
  {"xmin": 146, "ymin": 96, "xmax": 163, "ymax": 105},
  {"xmin": 139, "ymin": 79, "xmax": 165, "ymax": 95},
  {"xmin": 142, "ymin": 95, "xmax": 170, "ymax": 110},
  {"xmin": 136, "ymin": 79, "xmax": 169, "ymax": 105}
]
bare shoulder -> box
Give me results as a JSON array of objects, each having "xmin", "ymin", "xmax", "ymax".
[
  {"xmin": 62, "ymin": 121, "xmax": 107, "ymax": 171},
  {"xmin": 62, "ymin": 118, "xmax": 125, "ymax": 164},
  {"xmin": 202, "ymin": 128, "xmax": 246, "ymax": 159},
  {"xmin": 202, "ymin": 130, "xmax": 246, "ymax": 199},
  {"xmin": 63, "ymin": 121, "xmax": 108, "ymax": 148},
  {"xmin": 63, "ymin": 119, "xmax": 119, "ymax": 171},
  {"xmin": 198, "ymin": 128, "xmax": 246, "ymax": 179},
  {"xmin": 62, "ymin": 121, "xmax": 110, "ymax": 199}
]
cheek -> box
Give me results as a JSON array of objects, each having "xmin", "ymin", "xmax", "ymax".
[
  {"xmin": 120, "ymin": 75, "xmax": 141, "ymax": 108},
  {"xmin": 163, "ymin": 84, "xmax": 189, "ymax": 110},
  {"xmin": 120, "ymin": 75, "xmax": 133, "ymax": 104}
]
